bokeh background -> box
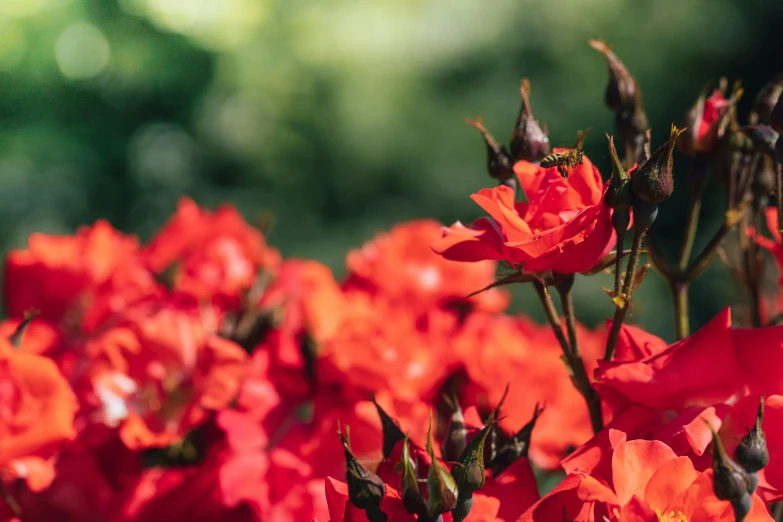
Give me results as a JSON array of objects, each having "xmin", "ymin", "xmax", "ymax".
[{"xmin": 1, "ymin": 0, "xmax": 782, "ymax": 340}]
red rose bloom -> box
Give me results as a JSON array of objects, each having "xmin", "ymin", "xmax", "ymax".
[
  {"xmin": 520, "ymin": 433, "xmax": 772, "ymax": 522},
  {"xmin": 4, "ymin": 220, "xmax": 138, "ymax": 323},
  {"xmin": 345, "ymin": 219, "xmax": 508, "ymax": 313},
  {"xmin": 140, "ymin": 198, "xmax": 281, "ymax": 303},
  {"xmin": 432, "ymin": 155, "xmax": 615, "ymax": 274}
]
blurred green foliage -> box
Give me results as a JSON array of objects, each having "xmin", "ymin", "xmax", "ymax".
[{"xmin": 1, "ymin": 0, "xmax": 782, "ymax": 340}]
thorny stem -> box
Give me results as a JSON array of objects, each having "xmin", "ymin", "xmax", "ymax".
[
  {"xmin": 533, "ymin": 281, "xmax": 603, "ymax": 433},
  {"xmin": 604, "ymin": 226, "xmax": 645, "ymax": 362}
]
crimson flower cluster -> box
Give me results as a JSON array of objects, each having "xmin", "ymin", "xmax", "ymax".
[{"xmin": 3, "ymin": 42, "xmax": 783, "ymax": 522}]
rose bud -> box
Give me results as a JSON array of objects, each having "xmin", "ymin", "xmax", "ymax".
[
  {"xmin": 739, "ymin": 125, "xmax": 778, "ymax": 158},
  {"xmin": 771, "ymin": 89, "xmax": 783, "ymax": 133},
  {"xmin": 441, "ymin": 393, "xmax": 468, "ymax": 462},
  {"xmin": 708, "ymin": 422, "xmax": 753, "ymax": 522},
  {"xmin": 426, "ymin": 412, "xmax": 458, "ymax": 517},
  {"xmin": 490, "ymin": 402, "xmax": 544, "ymax": 476},
  {"xmin": 450, "ymin": 415, "xmax": 495, "ymax": 522},
  {"xmin": 400, "ymin": 437, "xmax": 428, "ymax": 517},
  {"xmin": 371, "ymin": 396, "xmax": 406, "ymax": 459},
  {"xmin": 734, "ymin": 397, "xmax": 769, "ymax": 475},
  {"xmin": 632, "ymin": 124, "xmax": 686, "ymax": 204},
  {"xmin": 589, "ymin": 39, "xmax": 649, "ymax": 166},
  {"xmin": 509, "ymin": 79, "xmax": 551, "ymax": 162},
  {"xmin": 340, "ymin": 426, "xmax": 387, "ymax": 521},
  {"xmin": 679, "ymin": 79, "xmax": 742, "ymax": 157},
  {"xmin": 755, "ymin": 72, "xmax": 783, "ymax": 124},
  {"xmin": 465, "ymin": 117, "xmax": 515, "ymax": 186},
  {"xmin": 588, "ymin": 39, "xmax": 639, "ymax": 111}
]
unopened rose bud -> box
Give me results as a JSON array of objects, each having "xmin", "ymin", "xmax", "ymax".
[
  {"xmin": 680, "ymin": 79, "xmax": 743, "ymax": 157},
  {"xmin": 755, "ymin": 72, "xmax": 783, "ymax": 125},
  {"xmin": 605, "ymin": 134, "xmax": 634, "ymax": 213},
  {"xmin": 340, "ymin": 427, "xmax": 387, "ymax": 521},
  {"xmin": 441, "ymin": 393, "xmax": 467, "ymax": 463},
  {"xmin": 739, "ymin": 125, "xmax": 779, "ymax": 158},
  {"xmin": 632, "ymin": 201, "xmax": 658, "ymax": 231},
  {"xmin": 490, "ymin": 402, "xmax": 544, "ymax": 476},
  {"xmin": 589, "ymin": 39, "xmax": 649, "ymax": 166},
  {"xmin": 752, "ymin": 156, "xmax": 776, "ymax": 206},
  {"xmin": 465, "ymin": 117, "xmax": 515, "ymax": 184},
  {"xmin": 426, "ymin": 412, "xmax": 458, "ymax": 517},
  {"xmin": 371, "ymin": 396, "xmax": 406, "ymax": 459},
  {"xmin": 450, "ymin": 413, "xmax": 495, "ymax": 522},
  {"xmin": 632, "ymin": 124, "xmax": 685, "ymax": 204},
  {"xmin": 771, "ymin": 92, "xmax": 783, "ymax": 134},
  {"xmin": 588, "ymin": 39, "xmax": 638, "ymax": 111},
  {"xmin": 400, "ymin": 437, "xmax": 427, "ymax": 517},
  {"xmin": 509, "ymin": 79, "xmax": 551, "ymax": 162},
  {"xmin": 735, "ymin": 397, "xmax": 769, "ymax": 475},
  {"xmin": 708, "ymin": 422, "xmax": 753, "ymax": 521}
]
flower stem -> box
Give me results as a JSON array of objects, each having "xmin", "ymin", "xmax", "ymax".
[
  {"xmin": 0, "ymin": 481, "xmax": 21, "ymax": 520},
  {"xmin": 671, "ymin": 281, "xmax": 689, "ymax": 341},
  {"xmin": 613, "ymin": 227, "xmax": 626, "ymax": 298},
  {"xmin": 684, "ymin": 206, "xmax": 747, "ymax": 282},
  {"xmin": 677, "ymin": 173, "xmax": 708, "ymax": 272},
  {"xmin": 604, "ymin": 226, "xmax": 645, "ymax": 361},
  {"xmin": 534, "ymin": 280, "xmax": 603, "ymax": 433},
  {"xmin": 777, "ymin": 159, "xmax": 783, "ymax": 236}
]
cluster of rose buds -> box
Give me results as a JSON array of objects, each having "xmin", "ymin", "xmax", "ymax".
[{"xmin": 2, "ymin": 39, "xmax": 783, "ymax": 522}]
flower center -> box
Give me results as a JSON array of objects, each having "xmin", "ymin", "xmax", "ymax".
[{"xmin": 656, "ymin": 510, "xmax": 688, "ymax": 522}]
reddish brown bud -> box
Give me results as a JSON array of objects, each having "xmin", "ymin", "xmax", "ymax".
[
  {"xmin": 755, "ymin": 72, "xmax": 783, "ymax": 125},
  {"xmin": 509, "ymin": 79, "xmax": 551, "ymax": 162},
  {"xmin": 441, "ymin": 393, "xmax": 467, "ymax": 462},
  {"xmin": 739, "ymin": 125, "xmax": 778, "ymax": 158},
  {"xmin": 466, "ymin": 117, "xmax": 515, "ymax": 182},
  {"xmin": 371, "ymin": 396, "xmax": 406, "ymax": 459},
  {"xmin": 632, "ymin": 124, "xmax": 685, "ymax": 203},
  {"xmin": 588, "ymin": 39, "xmax": 639, "ymax": 111},
  {"xmin": 340, "ymin": 427, "xmax": 386, "ymax": 516}
]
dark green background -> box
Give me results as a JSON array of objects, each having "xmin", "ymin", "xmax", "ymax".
[{"xmin": 1, "ymin": 0, "xmax": 782, "ymax": 340}]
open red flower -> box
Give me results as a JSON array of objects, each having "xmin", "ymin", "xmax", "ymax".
[
  {"xmin": 0, "ymin": 339, "xmax": 78, "ymax": 488},
  {"xmin": 345, "ymin": 219, "xmax": 508, "ymax": 313},
  {"xmin": 4, "ymin": 220, "xmax": 139, "ymax": 323},
  {"xmin": 432, "ymin": 155, "xmax": 615, "ymax": 274},
  {"xmin": 140, "ymin": 197, "xmax": 281, "ymax": 303},
  {"xmin": 520, "ymin": 433, "xmax": 772, "ymax": 522}
]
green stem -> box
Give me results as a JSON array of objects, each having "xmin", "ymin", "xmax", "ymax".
[
  {"xmin": 671, "ymin": 281, "xmax": 689, "ymax": 341},
  {"xmin": 604, "ymin": 227, "xmax": 645, "ymax": 361},
  {"xmin": 613, "ymin": 227, "xmax": 626, "ymax": 298},
  {"xmin": 0, "ymin": 481, "xmax": 21, "ymax": 520},
  {"xmin": 677, "ymin": 189, "xmax": 704, "ymax": 272},
  {"xmin": 684, "ymin": 207, "xmax": 746, "ymax": 282},
  {"xmin": 534, "ymin": 281, "xmax": 603, "ymax": 433}
]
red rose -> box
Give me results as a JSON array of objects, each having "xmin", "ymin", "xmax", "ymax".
[
  {"xmin": 344, "ymin": 219, "xmax": 508, "ymax": 313},
  {"xmin": 140, "ymin": 198, "xmax": 281, "ymax": 303},
  {"xmin": 432, "ymin": 155, "xmax": 615, "ymax": 274},
  {"xmin": 3, "ymin": 221, "xmax": 138, "ymax": 323}
]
